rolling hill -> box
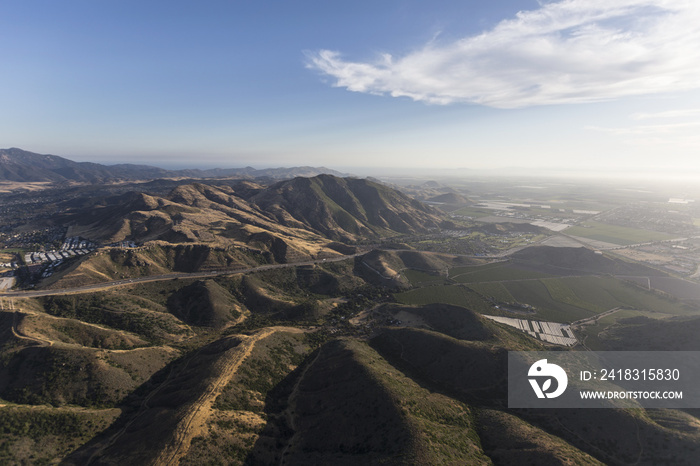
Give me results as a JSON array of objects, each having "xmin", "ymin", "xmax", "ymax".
[
  {"xmin": 510, "ymin": 245, "xmax": 665, "ymax": 276},
  {"xmin": 3, "ymin": 247, "xmax": 700, "ymax": 464},
  {"xmin": 64, "ymin": 175, "xmax": 444, "ymax": 247},
  {"xmin": 45, "ymin": 175, "xmax": 446, "ymax": 287},
  {"xmin": 426, "ymin": 192, "xmax": 471, "ymax": 204}
]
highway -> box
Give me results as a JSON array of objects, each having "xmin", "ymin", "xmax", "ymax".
[
  {"xmin": 0, "ymin": 253, "xmax": 361, "ymax": 299},
  {"xmin": 0, "ymin": 242, "xmax": 526, "ymax": 300}
]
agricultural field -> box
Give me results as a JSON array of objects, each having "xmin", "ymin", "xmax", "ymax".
[
  {"xmin": 396, "ymin": 271, "xmax": 697, "ymax": 325},
  {"xmin": 510, "ymin": 276, "xmax": 694, "ymax": 323},
  {"xmin": 498, "ymin": 280, "xmax": 592, "ymax": 323},
  {"xmin": 647, "ymin": 277, "xmax": 700, "ymax": 300},
  {"xmin": 458, "ymin": 231, "xmax": 545, "ymax": 252},
  {"xmin": 401, "ymin": 269, "xmax": 447, "ymax": 286},
  {"xmin": 465, "ymin": 282, "xmax": 516, "ymax": 304},
  {"xmin": 394, "ymin": 285, "xmax": 492, "ymax": 313},
  {"xmin": 449, "ymin": 262, "xmax": 553, "ymax": 283},
  {"xmin": 565, "ymin": 221, "xmax": 677, "ymax": 246},
  {"xmin": 451, "ymin": 207, "xmax": 491, "ymax": 218}
]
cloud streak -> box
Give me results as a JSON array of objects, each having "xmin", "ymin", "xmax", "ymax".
[
  {"xmin": 307, "ymin": 0, "xmax": 700, "ymax": 108},
  {"xmin": 587, "ymin": 121, "xmax": 700, "ymax": 135},
  {"xmin": 587, "ymin": 108, "xmax": 700, "ymax": 149},
  {"xmin": 631, "ymin": 109, "xmax": 700, "ymax": 120}
]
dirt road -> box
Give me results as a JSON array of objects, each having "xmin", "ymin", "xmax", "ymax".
[{"xmin": 153, "ymin": 326, "xmax": 305, "ymax": 466}]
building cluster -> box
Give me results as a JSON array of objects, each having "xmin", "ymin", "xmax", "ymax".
[
  {"xmin": 109, "ymin": 240, "xmax": 137, "ymax": 248},
  {"xmin": 597, "ymin": 204, "xmax": 698, "ymax": 237},
  {"xmin": 0, "ymin": 226, "xmax": 66, "ymax": 250},
  {"xmin": 23, "ymin": 237, "xmax": 97, "ymax": 278}
]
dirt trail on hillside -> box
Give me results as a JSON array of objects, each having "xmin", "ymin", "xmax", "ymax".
[
  {"xmin": 104, "ymin": 345, "xmax": 177, "ymax": 354},
  {"xmin": 10, "ymin": 307, "xmax": 158, "ymax": 351},
  {"xmin": 11, "ymin": 311, "xmax": 54, "ymax": 347},
  {"xmin": 153, "ymin": 326, "xmax": 305, "ymax": 466}
]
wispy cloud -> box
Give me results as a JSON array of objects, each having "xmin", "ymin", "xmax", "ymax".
[
  {"xmin": 587, "ymin": 121, "xmax": 700, "ymax": 135},
  {"xmin": 586, "ymin": 112, "xmax": 700, "ymax": 150},
  {"xmin": 631, "ymin": 109, "xmax": 700, "ymax": 120},
  {"xmin": 307, "ymin": 0, "xmax": 700, "ymax": 108}
]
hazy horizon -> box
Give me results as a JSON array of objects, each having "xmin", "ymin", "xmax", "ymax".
[{"xmin": 7, "ymin": 145, "xmax": 700, "ymax": 184}]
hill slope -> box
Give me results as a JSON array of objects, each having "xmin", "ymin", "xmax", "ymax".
[
  {"xmin": 65, "ymin": 176, "xmax": 443, "ymax": 248},
  {"xmin": 426, "ymin": 192, "xmax": 471, "ymax": 204},
  {"xmin": 251, "ymin": 175, "xmax": 445, "ymax": 242},
  {"xmin": 510, "ymin": 245, "xmax": 665, "ymax": 276},
  {"xmin": 250, "ymin": 338, "xmax": 490, "ymax": 465},
  {"xmin": 46, "ymin": 176, "xmax": 447, "ymax": 287}
]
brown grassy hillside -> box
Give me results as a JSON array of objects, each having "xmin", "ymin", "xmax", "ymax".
[
  {"xmin": 251, "ymin": 175, "xmax": 445, "ymax": 242},
  {"xmin": 249, "ymin": 338, "xmax": 490, "ymax": 465}
]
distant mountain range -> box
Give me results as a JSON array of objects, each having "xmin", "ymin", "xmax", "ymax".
[{"xmin": 0, "ymin": 148, "xmax": 347, "ymax": 183}]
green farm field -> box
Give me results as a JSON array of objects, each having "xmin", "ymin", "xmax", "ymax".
[
  {"xmin": 396, "ymin": 275, "xmax": 696, "ymax": 324},
  {"xmin": 508, "ymin": 276, "xmax": 695, "ymax": 322},
  {"xmin": 394, "ymin": 285, "xmax": 492, "ymax": 313},
  {"xmin": 465, "ymin": 282, "xmax": 516, "ymax": 303},
  {"xmin": 402, "ymin": 269, "xmax": 447, "ymax": 286},
  {"xmin": 448, "ymin": 262, "xmax": 553, "ymax": 283},
  {"xmin": 565, "ymin": 221, "xmax": 677, "ymax": 246},
  {"xmin": 451, "ymin": 206, "xmax": 491, "ymax": 218}
]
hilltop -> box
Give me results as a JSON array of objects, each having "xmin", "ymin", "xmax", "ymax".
[{"xmin": 250, "ymin": 175, "xmax": 446, "ymax": 242}]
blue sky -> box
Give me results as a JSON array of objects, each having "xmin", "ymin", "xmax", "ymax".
[{"xmin": 2, "ymin": 0, "xmax": 700, "ymax": 175}]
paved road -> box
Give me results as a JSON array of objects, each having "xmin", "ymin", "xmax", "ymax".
[
  {"xmin": 0, "ymin": 253, "xmax": 361, "ymax": 299},
  {"xmin": 0, "ymin": 242, "xmax": 546, "ymax": 300},
  {"xmin": 570, "ymin": 307, "xmax": 623, "ymax": 328}
]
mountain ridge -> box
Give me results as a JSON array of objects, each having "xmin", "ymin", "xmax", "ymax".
[
  {"xmin": 41, "ymin": 175, "xmax": 445, "ymax": 287},
  {"xmin": 62, "ymin": 175, "xmax": 444, "ymax": 247},
  {"xmin": 0, "ymin": 147, "xmax": 348, "ymax": 183}
]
